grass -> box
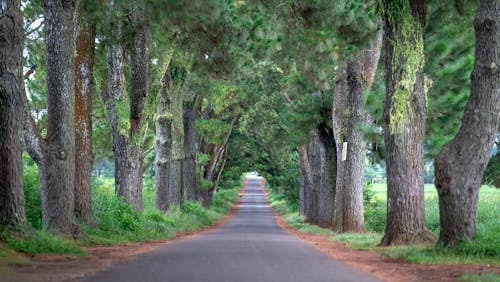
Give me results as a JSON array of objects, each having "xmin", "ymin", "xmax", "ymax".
[
  {"xmin": 1, "ymin": 169, "xmax": 242, "ymax": 256},
  {"xmin": 269, "ymin": 184, "xmax": 500, "ymax": 265},
  {"xmin": 460, "ymin": 272, "xmax": 500, "ymax": 282}
]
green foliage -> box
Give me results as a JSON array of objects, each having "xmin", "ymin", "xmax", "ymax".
[{"xmin": 22, "ymin": 154, "xmax": 42, "ymax": 230}]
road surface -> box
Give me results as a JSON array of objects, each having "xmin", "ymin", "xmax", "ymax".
[{"xmin": 85, "ymin": 176, "xmax": 380, "ymax": 282}]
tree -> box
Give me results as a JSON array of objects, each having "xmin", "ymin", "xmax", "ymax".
[
  {"xmin": 0, "ymin": 0, "xmax": 28, "ymax": 231},
  {"xmin": 74, "ymin": 4, "xmax": 97, "ymax": 225},
  {"xmin": 23, "ymin": 0, "xmax": 78, "ymax": 234},
  {"xmin": 333, "ymin": 32, "xmax": 382, "ymax": 233},
  {"xmin": 379, "ymin": 0, "xmax": 436, "ymax": 246},
  {"xmin": 434, "ymin": 0, "xmax": 499, "ymax": 246},
  {"xmin": 102, "ymin": 0, "xmax": 149, "ymax": 210},
  {"xmin": 155, "ymin": 60, "xmax": 186, "ymax": 211}
]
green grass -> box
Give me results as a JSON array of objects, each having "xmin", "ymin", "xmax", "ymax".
[
  {"xmin": 5, "ymin": 231, "xmax": 86, "ymax": 255},
  {"xmin": 3, "ymin": 167, "xmax": 242, "ymax": 256},
  {"xmin": 460, "ymin": 272, "xmax": 500, "ymax": 282},
  {"xmin": 269, "ymin": 184, "xmax": 500, "ymax": 265}
]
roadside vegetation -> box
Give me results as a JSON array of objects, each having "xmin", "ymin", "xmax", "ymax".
[
  {"xmin": 0, "ymin": 159, "xmax": 241, "ymax": 256},
  {"xmin": 268, "ymin": 184, "xmax": 500, "ymax": 266}
]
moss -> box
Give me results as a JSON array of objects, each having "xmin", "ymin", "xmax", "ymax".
[{"xmin": 383, "ymin": 1, "xmax": 426, "ymax": 134}]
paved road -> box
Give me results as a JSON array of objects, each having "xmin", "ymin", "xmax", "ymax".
[{"xmin": 85, "ymin": 176, "xmax": 380, "ymax": 282}]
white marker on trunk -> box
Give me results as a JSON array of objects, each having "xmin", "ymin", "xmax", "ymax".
[{"xmin": 342, "ymin": 142, "xmax": 348, "ymax": 161}]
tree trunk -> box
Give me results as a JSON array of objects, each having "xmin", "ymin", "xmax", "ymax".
[
  {"xmin": 379, "ymin": 0, "xmax": 436, "ymax": 246},
  {"xmin": 0, "ymin": 0, "xmax": 28, "ymax": 230},
  {"xmin": 317, "ymin": 127, "xmax": 336, "ymax": 228},
  {"xmin": 42, "ymin": 0, "xmax": 78, "ymax": 235},
  {"xmin": 333, "ymin": 32, "xmax": 382, "ymax": 233},
  {"xmin": 298, "ymin": 145, "xmax": 313, "ymax": 218},
  {"xmin": 127, "ymin": 5, "xmax": 148, "ymax": 210},
  {"xmin": 155, "ymin": 65, "xmax": 173, "ymax": 212},
  {"xmin": 305, "ymin": 129, "xmax": 320, "ymax": 224},
  {"xmin": 333, "ymin": 62, "xmax": 348, "ymax": 231},
  {"xmin": 183, "ymin": 103, "xmax": 198, "ymax": 202},
  {"xmin": 105, "ymin": 16, "xmax": 130, "ymax": 202},
  {"xmin": 168, "ymin": 80, "xmax": 185, "ymax": 209},
  {"xmin": 74, "ymin": 9, "xmax": 96, "ymax": 225},
  {"xmin": 434, "ymin": 0, "xmax": 499, "ymax": 246},
  {"xmin": 104, "ymin": 2, "xmax": 148, "ymax": 210}
]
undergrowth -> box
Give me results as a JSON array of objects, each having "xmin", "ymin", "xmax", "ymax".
[{"xmin": 2, "ymin": 160, "xmax": 241, "ymax": 255}]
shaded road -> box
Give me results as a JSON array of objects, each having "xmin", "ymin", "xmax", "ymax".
[{"xmin": 85, "ymin": 176, "xmax": 380, "ymax": 282}]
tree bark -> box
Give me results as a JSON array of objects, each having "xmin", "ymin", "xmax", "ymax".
[
  {"xmin": 183, "ymin": 97, "xmax": 201, "ymax": 202},
  {"xmin": 154, "ymin": 66, "xmax": 172, "ymax": 211},
  {"xmin": 305, "ymin": 129, "xmax": 320, "ymax": 224},
  {"xmin": 379, "ymin": 0, "xmax": 436, "ymax": 246},
  {"xmin": 74, "ymin": 9, "xmax": 96, "ymax": 225},
  {"xmin": 434, "ymin": 0, "xmax": 499, "ymax": 246},
  {"xmin": 298, "ymin": 145, "xmax": 313, "ymax": 219},
  {"xmin": 333, "ymin": 32, "xmax": 382, "ymax": 233},
  {"xmin": 0, "ymin": 0, "xmax": 28, "ymax": 230},
  {"xmin": 317, "ymin": 126, "xmax": 336, "ymax": 228},
  {"xmin": 127, "ymin": 5, "xmax": 148, "ymax": 210},
  {"xmin": 42, "ymin": 0, "xmax": 78, "ymax": 235}
]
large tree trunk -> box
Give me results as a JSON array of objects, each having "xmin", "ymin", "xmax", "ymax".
[
  {"xmin": 183, "ymin": 97, "xmax": 201, "ymax": 202},
  {"xmin": 379, "ymin": 0, "xmax": 436, "ymax": 246},
  {"xmin": 317, "ymin": 127, "xmax": 336, "ymax": 228},
  {"xmin": 74, "ymin": 9, "xmax": 96, "ymax": 225},
  {"xmin": 42, "ymin": 0, "xmax": 78, "ymax": 235},
  {"xmin": 154, "ymin": 67, "xmax": 172, "ymax": 211},
  {"xmin": 155, "ymin": 61, "xmax": 185, "ymax": 211},
  {"xmin": 434, "ymin": 0, "xmax": 499, "ymax": 246},
  {"xmin": 0, "ymin": 0, "xmax": 28, "ymax": 231},
  {"xmin": 333, "ymin": 32, "xmax": 382, "ymax": 233}
]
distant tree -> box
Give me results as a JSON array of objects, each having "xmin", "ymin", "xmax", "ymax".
[
  {"xmin": 434, "ymin": 0, "xmax": 499, "ymax": 246},
  {"xmin": 0, "ymin": 0, "xmax": 28, "ymax": 231}
]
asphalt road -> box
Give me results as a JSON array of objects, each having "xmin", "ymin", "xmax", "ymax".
[{"xmin": 85, "ymin": 176, "xmax": 380, "ymax": 282}]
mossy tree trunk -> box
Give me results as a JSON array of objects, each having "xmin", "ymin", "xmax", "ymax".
[
  {"xmin": 0, "ymin": 0, "xmax": 28, "ymax": 231},
  {"xmin": 155, "ymin": 60, "xmax": 186, "ymax": 210},
  {"xmin": 379, "ymin": 0, "xmax": 436, "ymax": 246},
  {"xmin": 74, "ymin": 7, "xmax": 96, "ymax": 225},
  {"xmin": 434, "ymin": 0, "xmax": 499, "ymax": 246}
]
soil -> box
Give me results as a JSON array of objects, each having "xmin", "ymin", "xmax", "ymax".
[
  {"xmin": 264, "ymin": 190, "xmax": 500, "ymax": 282},
  {"xmin": 0, "ymin": 189, "xmax": 244, "ymax": 282}
]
